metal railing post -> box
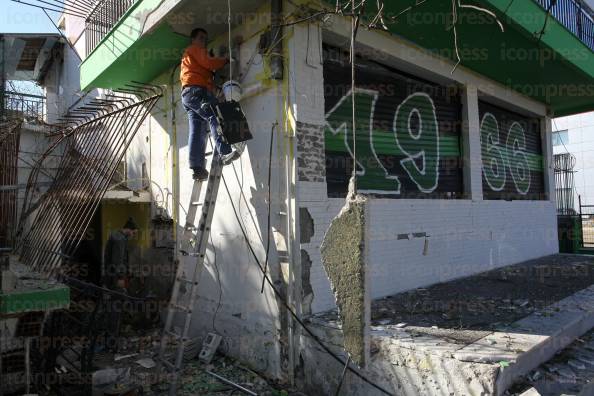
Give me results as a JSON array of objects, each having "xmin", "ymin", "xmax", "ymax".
[{"xmin": 85, "ymin": 0, "xmax": 138, "ymax": 57}]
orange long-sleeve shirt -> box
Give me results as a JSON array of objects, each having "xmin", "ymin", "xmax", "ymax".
[{"xmin": 180, "ymin": 44, "xmax": 228, "ymax": 92}]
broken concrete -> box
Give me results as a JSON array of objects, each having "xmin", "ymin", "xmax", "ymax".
[{"xmin": 320, "ymin": 180, "xmax": 370, "ymax": 367}]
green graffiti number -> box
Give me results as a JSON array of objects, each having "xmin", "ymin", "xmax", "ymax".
[
  {"xmin": 480, "ymin": 113, "xmax": 506, "ymax": 191},
  {"xmin": 393, "ymin": 93, "xmax": 440, "ymax": 193},
  {"xmin": 325, "ymin": 89, "xmax": 400, "ymax": 193},
  {"xmin": 506, "ymin": 122, "xmax": 531, "ymax": 194}
]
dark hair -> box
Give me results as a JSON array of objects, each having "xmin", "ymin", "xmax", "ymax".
[
  {"xmin": 123, "ymin": 217, "xmax": 138, "ymax": 230},
  {"xmin": 190, "ymin": 28, "xmax": 208, "ymax": 39}
]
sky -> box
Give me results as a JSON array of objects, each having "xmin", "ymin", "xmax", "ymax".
[
  {"xmin": 0, "ymin": 0, "xmax": 60, "ymax": 34},
  {"xmin": 2, "ymin": 0, "xmax": 594, "ymax": 34}
]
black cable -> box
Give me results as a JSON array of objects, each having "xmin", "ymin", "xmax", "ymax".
[
  {"xmin": 43, "ymin": 9, "xmax": 83, "ymax": 62},
  {"xmin": 335, "ymin": 355, "xmax": 351, "ymax": 396},
  {"xmin": 220, "ymin": 168, "xmax": 394, "ymax": 396},
  {"xmin": 260, "ymin": 123, "xmax": 276, "ymax": 293},
  {"xmin": 10, "ymin": 0, "xmax": 86, "ymax": 18}
]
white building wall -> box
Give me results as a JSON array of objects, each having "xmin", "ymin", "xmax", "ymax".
[
  {"xmin": 121, "ymin": 18, "xmax": 290, "ymax": 378},
  {"xmin": 553, "ymin": 112, "xmax": 594, "ymax": 207},
  {"xmin": 300, "ymin": 189, "xmax": 557, "ymax": 313}
]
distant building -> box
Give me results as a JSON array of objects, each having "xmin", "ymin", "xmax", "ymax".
[{"xmin": 553, "ymin": 112, "xmax": 594, "ymax": 208}]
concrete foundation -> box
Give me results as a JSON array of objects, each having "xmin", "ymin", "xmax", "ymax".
[{"xmin": 301, "ymin": 256, "xmax": 594, "ymax": 395}]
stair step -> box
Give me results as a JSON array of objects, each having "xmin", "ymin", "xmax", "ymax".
[
  {"xmin": 177, "ymin": 277, "xmax": 197, "ymax": 285},
  {"xmin": 181, "ymin": 252, "xmax": 203, "ymax": 257}
]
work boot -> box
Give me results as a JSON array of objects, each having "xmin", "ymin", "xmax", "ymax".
[
  {"xmin": 192, "ymin": 167, "xmax": 209, "ymax": 181},
  {"xmin": 221, "ymin": 150, "xmax": 241, "ymax": 165},
  {"xmin": 221, "ymin": 142, "xmax": 245, "ymax": 165}
]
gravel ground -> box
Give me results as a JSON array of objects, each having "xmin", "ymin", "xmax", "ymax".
[
  {"xmin": 310, "ymin": 254, "xmax": 594, "ymax": 346},
  {"xmin": 370, "ymin": 254, "xmax": 594, "ymax": 333}
]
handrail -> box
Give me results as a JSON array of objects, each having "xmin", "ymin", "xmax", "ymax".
[
  {"xmin": 4, "ymin": 91, "xmax": 46, "ymax": 121},
  {"xmin": 534, "ymin": 0, "xmax": 594, "ymax": 51},
  {"xmin": 85, "ymin": 0, "xmax": 138, "ymax": 57}
]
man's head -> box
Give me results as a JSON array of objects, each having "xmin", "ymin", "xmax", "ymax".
[
  {"xmin": 122, "ymin": 217, "xmax": 138, "ymax": 239},
  {"xmin": 190, "ymin": 28, "xmax": 208, "ymax": 47}
]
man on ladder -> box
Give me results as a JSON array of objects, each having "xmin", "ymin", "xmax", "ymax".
[
  {"xmin": 157, "ymin": 26, "xmax": 252, "ymax": 394},
  {"xmin": 181, "ymin": 27, "xmax": 240, "ymax": 181}
]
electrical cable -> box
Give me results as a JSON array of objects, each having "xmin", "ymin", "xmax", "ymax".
[
  {"xmin": 260, "ymin": 123, "xmax": 276, "ymax": 293},
  {"xmin": 10, "ymin": 0, "xmax": 86, "ymax": 18},
  {"xmin": 228, "ymin": 0, "xmax": 233, "ymax": 82},
  {"xmin": 350, "ymin": 0, "xmax": 359, "ymax": 193},
  {"xmin": 43, "ymin": 9, "xmax": 83, "ymax": 62}
]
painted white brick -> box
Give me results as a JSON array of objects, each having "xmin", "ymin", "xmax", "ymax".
[{"xmin": 301, "ymin": 187, "xmax": 558, "ymax": 313}]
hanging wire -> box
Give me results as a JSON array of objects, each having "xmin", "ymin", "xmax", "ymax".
[
  {"xmin": 228, "ymin": 0, "xmax": 233, "ymax": 83},
  {"xmin": 350, "ymin": 0, "xmax": 358, "ymax": 194}
]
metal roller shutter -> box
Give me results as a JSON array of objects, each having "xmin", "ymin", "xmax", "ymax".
[
  {"xmin": 323, "ymin": 45, "xmax": 464, "ymax": 199},
  {"xmin": 479, "ymin": 101, "xmax": 545, "ymax": 200}
]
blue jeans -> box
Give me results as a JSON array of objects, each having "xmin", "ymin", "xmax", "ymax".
[{"xmin": 181, "ymin": 86, "xmax": 232, "ymax": 170}]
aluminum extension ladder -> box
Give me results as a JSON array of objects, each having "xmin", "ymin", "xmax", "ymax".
[{"xmin": 157, "ymin": 152, "xmax": 224, "ymax": 395}]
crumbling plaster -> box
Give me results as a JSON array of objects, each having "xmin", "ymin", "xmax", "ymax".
[{"xmin": 320, "ymin": 184, "xmax": 370, "ymax": 368}]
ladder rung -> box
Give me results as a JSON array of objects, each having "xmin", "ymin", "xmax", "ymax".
[
  {"xmin": 165, "ymin": 330, "xmax": 185, "ymax": 340},
  {"xmin": 190, "ymin": 202, "xmax": 202, "ymax": 206},
  {"xmin": 205, "ymin": 151, "xmax": 213, "ymax": 156},
  {"xmin": 177, "ymin": 277, "xmax": 197, "ymax": 285},
  {"xmin": 170, "ymin": 303, "xmax": 192, "ymax": 313},
  {"xmin": 180, "ymin": 250, "xmax": 202, "ymax": 257},
  {"xmin": 161, "ymin": 358, "xmax": 178, "ymax": 372}
]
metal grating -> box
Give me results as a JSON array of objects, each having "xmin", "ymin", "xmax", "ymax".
[
  {"xmin": 15, "ymin": 82, "xmax": 162, "ymax": 276},
  {"xmin": 323, "ymin": 45, "xmax": 464, "ymax": 199},
  {"xmin": 479, "ymin": 101, "xmax": 545, "ymax": 201},
  {"xmin": 554, "ymin": 153, "xmax": 577, "ymax": 215},
  {"xmin": 0, "ymin": 120, "xmax": 22, "ymax": 249},
  {"xmin": 580, "ymin": 197, "xmax": 594, "ymax": 248},
  {"xmin": 85, "ymin": 0, "xmax": 138, "ymax": 57},
  {"xmin": 4, "ymin": 91, "xmax": 45, "ymax": 122}
]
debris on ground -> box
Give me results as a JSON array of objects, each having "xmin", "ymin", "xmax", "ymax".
[{"xmin": 508, "ymin": 327, "xmax": 594, "ymax": 395}]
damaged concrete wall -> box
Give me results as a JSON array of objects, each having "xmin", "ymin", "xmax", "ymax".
[
  {"xmin": 320, "ymin": 191, "xmax": 370, "ymax": 367},
  {"xmin": 298, "ymin": 324, "xmax": 501, "ymax": 396}
]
